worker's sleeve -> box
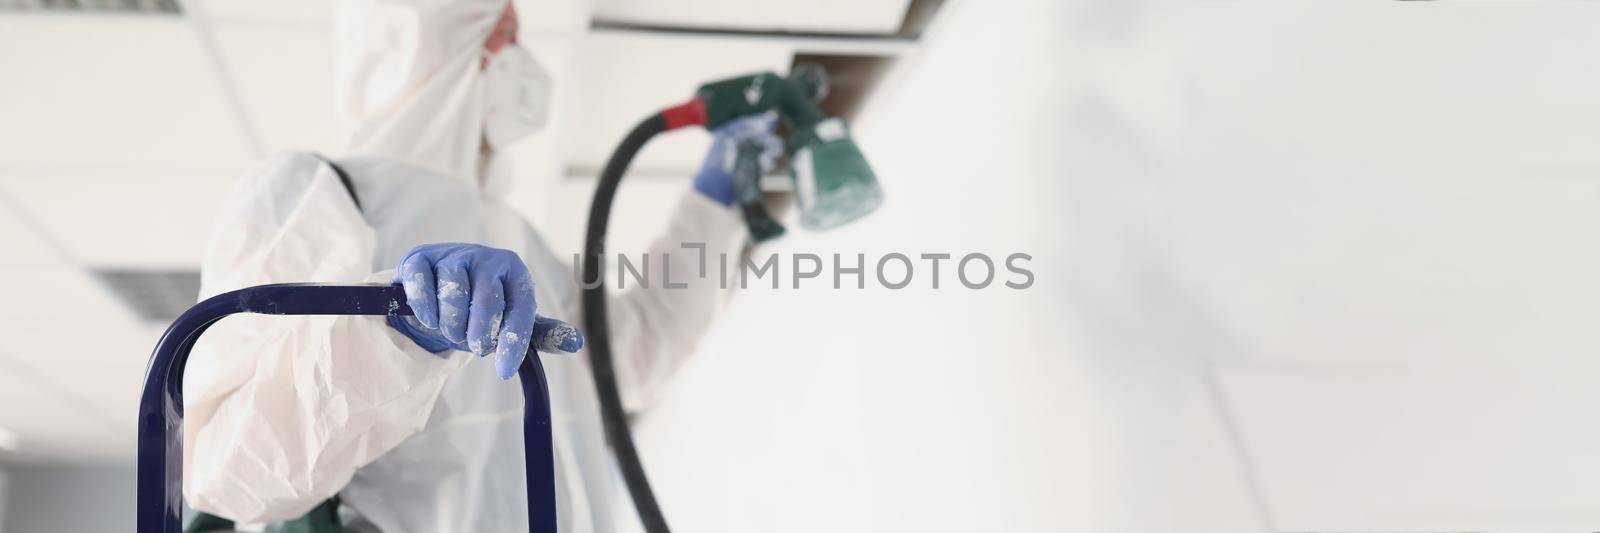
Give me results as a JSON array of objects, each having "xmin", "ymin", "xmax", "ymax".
[
  {"xmin": 181, "ymin": 152, "xmax": 469, "ymax": 523},
  {"xmin": 603, "ymin": 191, "xmax": 746, "ymax": 412}
]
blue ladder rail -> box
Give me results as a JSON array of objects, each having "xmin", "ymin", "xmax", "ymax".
[{"xmin": 136, "ymin": 283, "xmax": 558, "ymax": 533}]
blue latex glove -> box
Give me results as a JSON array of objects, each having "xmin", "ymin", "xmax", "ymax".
[
  {"xmin": 387, "ymin": 243, "xmax": 584, "ymax": 379},
  {"xmin": 692, "ymin": 112, "xmax": 784, "ymax": 206}
]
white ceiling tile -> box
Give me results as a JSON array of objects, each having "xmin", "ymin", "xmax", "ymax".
[
  {"xmin": 0, "ymin": 354, "xmax": 129, "ymax": 461},
  {"xmin": 0, "ymin": 267, "xmax": 142, "ymax": 338},
  {"xmin": 0, "ymin": 15, "xmax": 254, "ymax": 174},
  {"xmin": 0, "ymin": 194, "xmax": 66, "ymax": 268},
  {"xmin": 0, "ymin": 267, "xmax": 153, "ymax": 461},
  {"xmin": 0, "ymin": 176, "xmax": 232, "ymax": 269},
  {"xmin": 198, "ymin": 0, "xmax": 332, "ymax": 25},
  {"xmin": 212, "ymin": 23, "xmax": 342, "ymax": 155},
  {"xmin": 593, "ymin": 0, "xmax": 912, "ymax": 34},
  {"xmin": 1223, "ymin": 368, "xmax": 1600, "ymax": 531},
  {"xmin": 0, "ymin": 315, "xmax": 148, "ymax": 419},
  {"xmin": 566, "ymin": 33, "xmax": 794, "ymax": 175}
]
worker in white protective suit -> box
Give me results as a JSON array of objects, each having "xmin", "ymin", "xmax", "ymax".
[{"xmin": 181, "ymin": 0, "xmax": 781, "ymax": 531}]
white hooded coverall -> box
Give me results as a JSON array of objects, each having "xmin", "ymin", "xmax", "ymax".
[{"xmin": 181, "ymin": 0, "xmax": 744, "ymax": 531}]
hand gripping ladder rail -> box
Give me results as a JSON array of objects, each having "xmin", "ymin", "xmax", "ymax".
[{"xmin": 136, "ymin": 283, "xmax": 560, "ymax": 533}]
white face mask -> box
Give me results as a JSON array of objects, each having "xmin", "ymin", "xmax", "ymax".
[{"xmin": 481, "ymin": 44, "xmax": 553, "ymax": 150}]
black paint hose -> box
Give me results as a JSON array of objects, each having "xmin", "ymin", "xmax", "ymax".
[{"xmin": 580, "ymin": 112, "xmax": 672, "ymax": 533}]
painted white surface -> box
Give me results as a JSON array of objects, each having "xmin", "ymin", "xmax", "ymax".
[
  {"xmin": 1044, "ymin": 2, "xmax": 1600, "ymax": 531},
  {"xmin": 618, "ymin": 1, "xmax": 1265, "ymax": 531},
  {"xmin": 618, "ymin": 1, "xmax": 1600, "ymax": 531}
]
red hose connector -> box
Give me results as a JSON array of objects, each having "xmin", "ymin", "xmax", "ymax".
[{"xmin": 660, "ymin": 97, "xmax": 707, "ymax": 131}]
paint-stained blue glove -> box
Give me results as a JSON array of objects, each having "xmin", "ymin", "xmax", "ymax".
[
  {"xmin": 387, "ymin": 243, "xmax": 585, "ymax": 380},
  {"xmin": 692, "ymin": 112, "xmax": 784, "ymax": 206}
]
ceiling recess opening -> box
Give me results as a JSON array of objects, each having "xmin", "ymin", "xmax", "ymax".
[
  {"xmin": 91, "ymin": 268, "xmax": 201, "ymax": 324},
  {"xmin": 0, "ymin": 0, "xmax": 180, "ymax": 14},
  {"xmin": 791, "ymin": 52, "xmax": 897, "ymax": 126}
]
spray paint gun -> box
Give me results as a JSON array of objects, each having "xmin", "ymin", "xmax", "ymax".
[
  {"xmin": 662, "ymin": 63, "xmax": 885, "ymax": 242},
  {"xmin": 581, "ymin": 65, "xmax": 884, "ymax": 533}
]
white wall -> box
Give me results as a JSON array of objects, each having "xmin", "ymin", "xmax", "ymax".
[
  {"xmin": 617, "ymin": 1, "xmax": 1191, "ymax": 531},
  {"xmin": 610, "ymin": 1, "xmax": 1600, "ymax": 532},
  {"xmin": 1045, "ymin": 3, "xmax": 1600, "ymax": 531}
]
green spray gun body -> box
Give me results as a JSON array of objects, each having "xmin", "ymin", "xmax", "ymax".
[{"xmin": 664, "ymin": 64, "xmax": 884, "ymax": 242}]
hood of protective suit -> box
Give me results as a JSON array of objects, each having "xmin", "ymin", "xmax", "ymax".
[{"xmin": 335, "ymin": 0, "xmax": 521, "ymax": 192}]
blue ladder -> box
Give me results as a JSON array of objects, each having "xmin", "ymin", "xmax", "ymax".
[{"xmin": 136, "ymin": 283, "xmax": 558, "ymax": 533}]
